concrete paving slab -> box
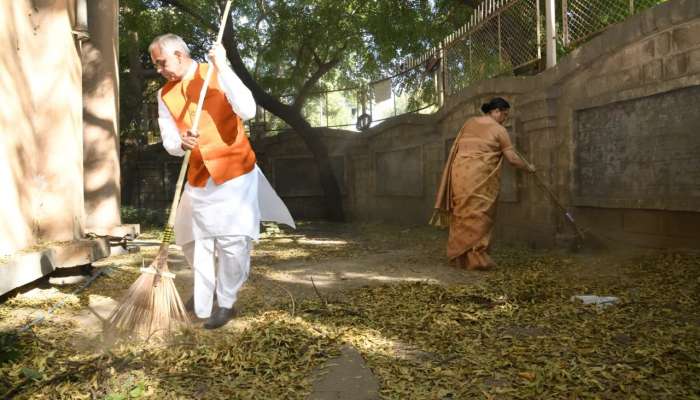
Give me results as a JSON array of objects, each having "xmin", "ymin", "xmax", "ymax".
[
  {"xmin": 310, "ymin": 345, "xmax": 380, "ymax": 400},
  {"xmin": 0, "ymin": 238, "xmax": 111, "ymax": 296}
]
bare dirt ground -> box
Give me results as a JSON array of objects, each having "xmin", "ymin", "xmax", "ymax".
[{"xmin": 1, "ymin": 222, "xmax": 698, "ymax": 399}]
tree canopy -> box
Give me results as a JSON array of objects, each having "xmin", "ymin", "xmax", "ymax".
[
  {"xmin": 119, "ymin": 0, "xmax": 476, "ymax": 220},
  {"xmin": 119, "ymin": 0, "xmax": 474, "ymax": 135}
]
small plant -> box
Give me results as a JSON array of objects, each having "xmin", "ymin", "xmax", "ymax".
[
  {"xmin": 0, "ymin": 332, "xmax": 21, "ymax": 365},
  {"xmin": 105, "ymin": 381, "xmax": 146, "ymax": 400}
]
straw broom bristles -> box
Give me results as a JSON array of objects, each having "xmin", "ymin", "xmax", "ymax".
[{"xmin": 108, "ymin": 228, "xmax": 190, "ymax": 338}]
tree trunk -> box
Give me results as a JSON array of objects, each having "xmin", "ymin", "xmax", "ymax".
[
  {"xmin": 122, "ymin": 31, "xmax": 145, "ymax": 140},
  {"xmin": 221, "ymin": 28, "xmax": 345, "ymax": 221}
]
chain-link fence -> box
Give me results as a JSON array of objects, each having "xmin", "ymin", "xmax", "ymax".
[
  {"xmin": 369, "ymin": 64, "xmax": 439, "ymax": 126},
  {"xmin": 443, "ymin": 0, "xmax": 541, "ymax": 96},
  {"xmin": 257, "ymin": 87, "xmax": 360, "ymax": 133},
  {"xmin": 256, "ymin": 60, "xmax": 439, "ymax": 134},
  {"xmin": 562, "ymin": 0, "xmax": 667, "ymax": 47}
]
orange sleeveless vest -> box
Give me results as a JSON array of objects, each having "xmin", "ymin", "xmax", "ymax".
[{"xmin": 160, "ymin": 63, "xmax": 256, "ymax": 187}]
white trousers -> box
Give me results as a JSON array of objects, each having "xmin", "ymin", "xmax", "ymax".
[{"xmin": 182, "ymin": 236, "xmax": 251, "ymax": 319}]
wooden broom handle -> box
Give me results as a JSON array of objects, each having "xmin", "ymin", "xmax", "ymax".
[
  {"xmin": 164, "ymin": 0, "xmax": 234, "ymax": 233},
  {"xmin": 511, "ymin": 148, "xmax": 587, "ymax": 240}
]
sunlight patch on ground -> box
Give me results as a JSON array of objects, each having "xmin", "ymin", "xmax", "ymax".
[
  {"xmin": 341, "ymin": 272, "xmax": 438, "ymax": 284},
  {"xmin": 263, "ymin": 270, "xmax": 441, "ymax": 288},
  {"xmin": 296, "ymin": 238, "xmax": 348, "ymax": 246},
  {"xmin": 262, "ymin": 271, "xmax": 337, "ymax": 287},
  {"xmin": 5, "ymin": 287, "xmax": 80, "ymax": 310},
  {"xmin": 253, "ymin": 248, "xmax": 312, "ymax": 260}
]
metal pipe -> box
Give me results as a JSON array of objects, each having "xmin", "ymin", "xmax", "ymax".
[
  {"xmin": 545, "ymin": 0, "xmax": 557, "ymax": 68},
  {"xmin": 537, "ymin": 0, "xmax": 542, "ymax": 59},
  {"xmin": 438, "ymin": 40, "xmax": 446, "ymax": 106},
  {"xmin": 562, "ymin": 0, "xmax": 569, "ymax": 48}
]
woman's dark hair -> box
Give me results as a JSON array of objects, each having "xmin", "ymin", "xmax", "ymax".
[{"xmin": 481, "ymin": 97, "xmax": 510, "ymax": 114}]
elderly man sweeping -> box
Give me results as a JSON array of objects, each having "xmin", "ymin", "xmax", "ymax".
[{"xmin": 149, "ymin": 33, "xmax": 294, "ymax": 329}]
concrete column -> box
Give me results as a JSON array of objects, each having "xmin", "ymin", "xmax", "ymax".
[{"xmin": 82, "ymin": 0, "xmax": 121, "ymax": 232}]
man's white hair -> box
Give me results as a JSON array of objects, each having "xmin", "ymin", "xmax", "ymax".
[{"xmin": 148, "ymin": 33, "xmax": 191, "ymax": 56}]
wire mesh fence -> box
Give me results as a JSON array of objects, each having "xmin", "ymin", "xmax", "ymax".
[
  {"xmin": 499, "ymin": 0, "xmax": 542, "ymax": 69},
  {"xmin": 370, "ymin": 65, "xmax": 439, "ymax": 125},
  {"xmin": 562, "ymin": 0, "xmax": 668, "ymax": 48},
  {"xmin": 256, "ymin": 61, "xmax": 439, "ymax": 134},
  {"xmin": 258, "ymin": 87, "xmax": 361, "ymax": 133},
  {"xmin": 426, "ymin": 0, "xmax": 543, "ymax": 97}
]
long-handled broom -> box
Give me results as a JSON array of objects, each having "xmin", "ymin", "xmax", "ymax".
[
  {"xmin": 512, "ymin": 149, "xmax": 605, "ymax": 251},
  {"xmin": 108, "ymin": 0, "xmax": 234, "ymax": 337}
]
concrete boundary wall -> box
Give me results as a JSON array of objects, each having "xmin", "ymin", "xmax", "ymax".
[
  {"xmin": 253, "ymin": 0, "xmax": 700, "ymax": 249},
  {"xmin": 0, "ymin": 1, "xmax": 122, "ymax": 295}
]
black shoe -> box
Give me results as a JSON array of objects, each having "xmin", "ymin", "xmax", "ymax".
[
  {"xmin": 184, "ymin": 297, "xmax": 194, "ymax": 312},
  {"xmin": 203, "ymin": 307, "xmax": 236, "ymax": 330}
]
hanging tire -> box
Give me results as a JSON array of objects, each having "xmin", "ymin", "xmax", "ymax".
[{"xmin": 356, "ymin": 113, "xmax": 372, "ymax": 131}]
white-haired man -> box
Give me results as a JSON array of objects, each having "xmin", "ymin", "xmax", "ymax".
[{"xmin": 149, "ymin": 33, "xmax": 295, "ymax": 329}]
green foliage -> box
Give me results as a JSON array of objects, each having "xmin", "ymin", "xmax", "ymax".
[
  {"xmin": 120, "ymin": 206, "xmax": 167, "ymax": 228},
  {"xmin": 105, "ymin": 381, "xmax": 145, "ymax": 400},
  {"xmin": 20, "ymin": 367, "xmax": 42, "ymax": 381},
  {"xmin": 119, "ymin": 0, "xmax": 477, "ymax": 138},
  {"xmin": 0, "ymin": 332, "xmax": 21, "ymax": 365}
]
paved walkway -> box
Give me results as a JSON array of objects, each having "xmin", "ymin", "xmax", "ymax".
[{"xmin": 310, "ymin": 345, "xmax": 380, "ymax": 400}]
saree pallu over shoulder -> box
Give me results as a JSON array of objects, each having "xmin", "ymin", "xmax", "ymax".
[{"xmin": 430, "ymin": 126, "xmax": 463, "ymax": 228}]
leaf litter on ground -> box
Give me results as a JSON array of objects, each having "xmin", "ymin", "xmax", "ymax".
[{"xmin": 0, "ymin": 222, "xmax": 698, "ymax": 399}]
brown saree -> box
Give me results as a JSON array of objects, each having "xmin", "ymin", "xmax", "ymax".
[{"xmin": 431, "ymin": 117, "xmax": 512, "ymax": 270}]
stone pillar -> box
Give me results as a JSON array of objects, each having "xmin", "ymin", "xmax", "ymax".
[{"xmin": 82, "ymin": 0, "xmax": 121, "ymax": 232}]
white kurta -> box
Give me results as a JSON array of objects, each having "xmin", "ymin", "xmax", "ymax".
[{"xmin": 157, "ymin": 61, "xmax": 294, "ymax": 246}]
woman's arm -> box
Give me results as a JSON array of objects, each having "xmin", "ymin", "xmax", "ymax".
[
  {"xmin": 497, "ymin": 127, "xmax": 535, "ymax": 172},
  {"xmin": 504, "ymin": 148, "xmax": 534, "ymax": 171}
]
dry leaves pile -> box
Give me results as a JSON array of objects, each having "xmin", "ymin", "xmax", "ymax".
[
  {"xmin": 306, "ymin": 249, "xmax": 700, "ymax": 398},
  {"xmin": 1, "ymin": 223, "xmax": 699, "ymax": 399},
  {"xmin": 0, "ymin": 313, "xmax": 338, "ymax": 399}
]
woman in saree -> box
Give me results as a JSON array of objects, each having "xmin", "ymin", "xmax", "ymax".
[{"xmin": 431, "ymin": 98, "xmax": 535, "ymax": 270}]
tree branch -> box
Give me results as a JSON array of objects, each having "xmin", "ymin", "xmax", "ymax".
[
  {"xmin": 291, "ymin": 39, "xmax": 350, "ymax": 110},
  {"xmin": 292, "ymin": 57, "xmax": 341, "ymax": 110},
  {"xmin": 288, "ymin": 42, "xmax": 310, "ymax": 90},
  {"xmin": 157, "ymin": 0, "xmax": 215, "ymax": 31}
]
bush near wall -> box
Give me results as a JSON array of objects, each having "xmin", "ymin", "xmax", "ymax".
[{"xmin": 120, "ymin": 206, "xmax": 167, "ymax": 229}]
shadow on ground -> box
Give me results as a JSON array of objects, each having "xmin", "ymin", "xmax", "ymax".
[{"xmin": 1, "ymin": 222, "xmax": 698, "ymax": 399}]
